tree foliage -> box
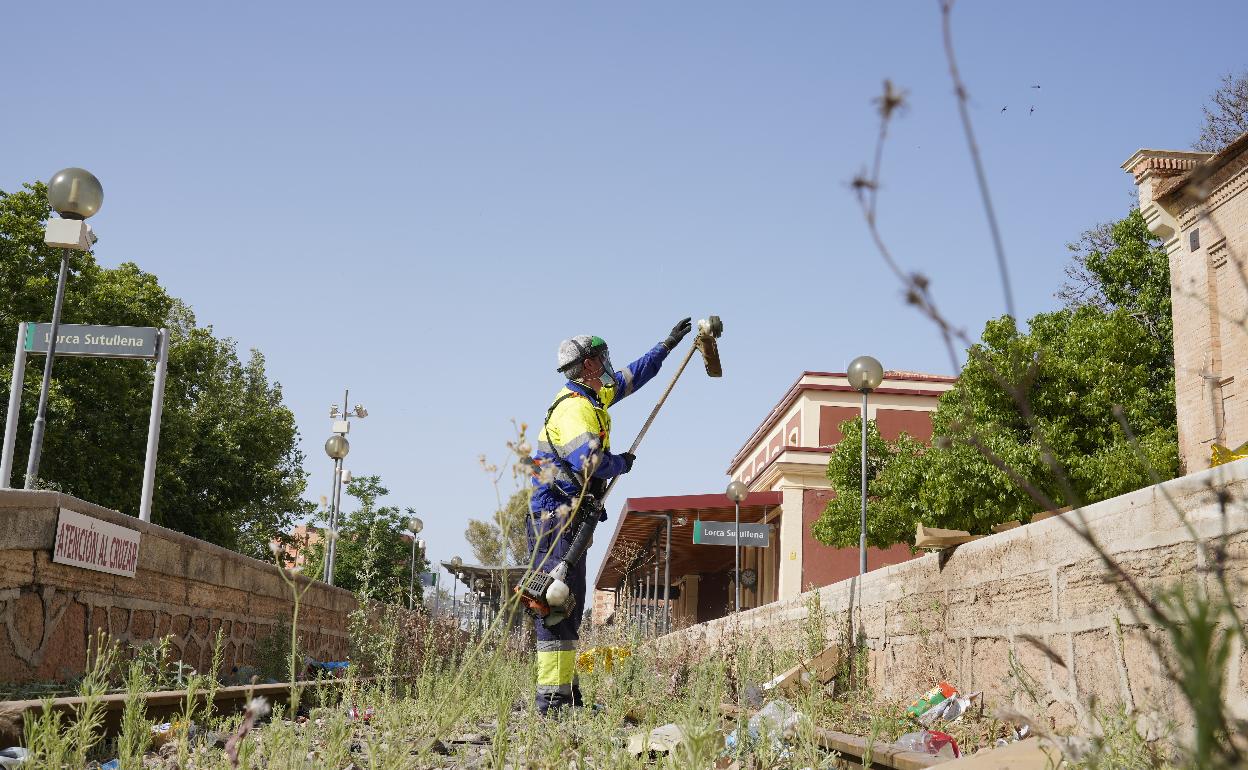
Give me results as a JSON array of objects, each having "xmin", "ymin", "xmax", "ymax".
[
  {"xmin": 1058, "ymin": 208, "xmax": 1172, "ymax": 347},
  {"xmin": 300, "ymin": 475, "xmax": 427, "ymax": 605},
  {"xmin": 810, "ymin": 416, "xmax": 925, "ymax": 548},
  {"xmin": 815, "ymin": 209, "xmax": 1179, "ymax": 547},
  {"xmin": 465, "ymin": 488, "xmax": 530, "ymax": 566},
  {"xmin": 1194, "ymin": 70, "xmax": 1248, "ymax": 153},
  {"xmin": 0, "ymin": 182, "xmax": 311, "ymax": 557}
]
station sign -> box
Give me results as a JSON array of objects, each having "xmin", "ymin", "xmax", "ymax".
[
  {"xmin": 52, "ymin": 508, "xmax": 142, "ymax": 578},
  {"xmin": 693, "ymin": 520, "xmax": 770, "ymax": 547},
  {"xmin": 25, "ymin": 323, "xmax": 159, "ymax": 359}
]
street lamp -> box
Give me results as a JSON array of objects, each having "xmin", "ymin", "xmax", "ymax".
[
  {"xmin": 407, "ymin": 517, "xmax": 424, "ymax": 610},
  {"xmin": 725, "ymin": 480, "xmax": 747, "ymax": 613},
  {"xmin": 474, "ymin": 577, "xmax": 485, "ymax": 635},
  {"xmin": 24, "ymin": 168, "xmax": 103, "ymax": 488},
  {"xmin": 450, "ymin": 556, "xmax": 463, "ymax": 626},
  {"xmin": 323, "ymin": 390, "xmax": 366, "ymax": 587},
  {"xmin": 846, "ymin": 355, "xmax": 884, "ymax": 576},
  {"xmin": 323, "ymin": 434, "xmax": 350, "ymax": 585}
]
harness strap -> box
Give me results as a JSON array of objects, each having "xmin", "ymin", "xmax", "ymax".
[{"xmin": 540, "ymin": 390, "xmax": 607, "ymax": 499}]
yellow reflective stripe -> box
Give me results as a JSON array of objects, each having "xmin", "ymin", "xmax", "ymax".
[
  {"xmin": 536, "ymin": 650, "xmax": 576, "ymax": 686},
  {"xmin": 547, "ymin": 392, "xmax": 609, "ymax": 445}
]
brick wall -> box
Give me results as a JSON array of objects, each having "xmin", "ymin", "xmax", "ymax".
[
  {"xmin": 659, "ymin": 460, "xmax": 1248, "ymax": 733},
  {"xmin": 0, "ymin": 490, "xmax": 356, "ymax": 684},
  {"xmin": 1171, "ymin": 158, "xmax": 1248, "ymax": 470},
  {"xmin": 1129, "ymin": 143, "xmax": 1248, "ymax": 473}
]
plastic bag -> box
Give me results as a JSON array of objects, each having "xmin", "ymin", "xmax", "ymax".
[
  {"xmin": 0, "ymin": 748, "xmax": 27, "ymax": 768},
  {"xmin": 748, "ymin": 699, "xmax": 804, "ymax": 740},
  {"xmin": 895, "ymin": 730, "xmax": 961, "ymax": 758},
  {"xmin": 725, "ymin": 699, "xmax": 807, "ymax": 756}
]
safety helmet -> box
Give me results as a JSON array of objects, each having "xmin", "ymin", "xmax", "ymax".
[
  {"xmin": 556, "ymin": 335, "xmax": 618, "ymax": 392},
  {"xmin": 556, "ymin": 335, "xmax": 608, "ymax": 374}
]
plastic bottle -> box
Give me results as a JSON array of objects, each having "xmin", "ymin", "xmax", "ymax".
[
  {"xmin": 894, "ymin": 730, "xmax": 960, "ymax": 758},
  {"xmin": 906, "ymin": 681, "xmax": 958, "ymax": 717}
]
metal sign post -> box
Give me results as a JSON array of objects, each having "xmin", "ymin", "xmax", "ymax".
[
  {"xmin": 1, "ymin": 323, "xmax": 169, "ymax": 523},
  {"xmin": 138, "ymin": 330, "xmax": 170, "ymax": 522},
  {"xmin": 0, "ymin": 323, "xmax": 28, "ymax": 488}
]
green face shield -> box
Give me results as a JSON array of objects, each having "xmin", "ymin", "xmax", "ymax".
[
  {"xmin": 595, "ymin": 351, "xmax": 618, "ymax": 395},
  {"xmin": 587, "ymin": 337, "xmax": 618, "ymax": 394}
]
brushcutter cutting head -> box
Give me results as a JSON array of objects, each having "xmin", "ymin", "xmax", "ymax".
[{"xmin": 696, "ymin": 315, "xmax": 724, "ymax": 377}]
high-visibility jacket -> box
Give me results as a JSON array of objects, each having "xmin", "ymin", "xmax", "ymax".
[{"xmin": 530, "ymin": 343, "xmax": 669, "ymax": 512}]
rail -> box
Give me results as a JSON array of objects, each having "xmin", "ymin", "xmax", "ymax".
[{"xmin": 0, "ymin": 677, "xmax": 367, "ymax": 747}]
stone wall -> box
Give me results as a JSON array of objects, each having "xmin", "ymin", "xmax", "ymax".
[
  {"xmin": 0, "ymin": 490, "xmax": 356, "ymax": 684},
  {"xmin": 660, "ymin": 460, "xmax": 1248, "ymax": 732}
]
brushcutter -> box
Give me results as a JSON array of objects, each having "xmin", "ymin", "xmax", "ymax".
[{"xmin": 516, "ymin": 316, "xmax": 725, "ymax": 626}]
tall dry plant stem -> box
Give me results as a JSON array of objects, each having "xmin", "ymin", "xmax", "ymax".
[{"xmin": 847, "ymin": 1, "xmax": 1248, "ymax": 764}]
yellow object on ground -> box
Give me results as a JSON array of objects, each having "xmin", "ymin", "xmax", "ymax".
[{"xmin": 576, "ymin": 645, "xmax": 632, "ymax": 673}]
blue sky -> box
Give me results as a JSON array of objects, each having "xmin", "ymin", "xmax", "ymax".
[{"xmin": 4, "ymin": 1, "xmax": 1246, "ymax": 584}]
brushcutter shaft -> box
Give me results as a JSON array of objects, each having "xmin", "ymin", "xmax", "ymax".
[
  {"xmin": 601, "ymin": 341, "xmax": 699, "ymax": 501},
  {"xmin": 602, "ymin": 316, "xmax": 722, "ymax": 501}
]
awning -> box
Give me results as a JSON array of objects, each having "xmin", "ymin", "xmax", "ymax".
[{"xmin": 593, "ymin": 491, "xmax": 782, "ymax": 591}]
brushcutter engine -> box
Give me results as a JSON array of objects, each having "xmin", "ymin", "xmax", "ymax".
[{"xmin": 516, "ymin": 497, "xmax": 603, "ymax": 627}]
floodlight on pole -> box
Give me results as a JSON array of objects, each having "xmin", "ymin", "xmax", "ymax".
[
  {"xmin": 324, "ymin": 389, "xmax": 365, "ymax": 587},
  {"xmin": 25, "ymin": 168, "xmax": 103, "ymax": 489},
  {"xmin": 725, "ymin": 480, "xmax": 747, "ymax": 613},
  {"xmin": 322, "ymin": 433, "xmax": 350, "ymax": 585},
  {"xmin": 846, "ymin": 355, "xmax": 884, "ymax": 576}
]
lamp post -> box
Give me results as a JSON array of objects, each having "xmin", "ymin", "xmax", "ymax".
[
  {"xmin": 474, "ymin": 578, "xmax": 485, "ymax": 635},
  {"xmin": 323, "ymin": 434, "xmax": 350, "ymax": 585},
  {"xmin": 323, "ymin": 391, "xmax": 367, "ymax": 586},
  {"xmin": 725, "ymin": 480, "xmax": 748, "ymax": 613},
  {"xmin": 846, "ymin": 355, "xmax": 884, "ymax": 576},
  {"xmin": 406, "ymin": 517, "xmax": 424, "ymax": 610},
  {"xmin": 450, "ymin": 556, "xmax": 462, "ymax": 626},
  {"xmin": 24, "ymin": 168, "xmax": 104, "ymax": 488}
]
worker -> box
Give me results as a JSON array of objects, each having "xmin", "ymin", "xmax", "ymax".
[{"xmin": 528, "ymin": 318, "xmax": 692, "ymax": 715}]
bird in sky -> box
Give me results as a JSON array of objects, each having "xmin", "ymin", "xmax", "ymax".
[
  {"xmin": 1031, "ymin": 84, "xmax": 1041, "ymax": 89},
  {"xmin": 1001, "ymin": 106, "xmax": 1007, "ymax": 113},
  {"xmin": 1030, "ymin": 105, "xmax": 1035, "ymax": 115}
]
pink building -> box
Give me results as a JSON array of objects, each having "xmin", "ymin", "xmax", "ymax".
[{"xmin": 593, "ymin": 370, "xmax": 953, "ymax": 626}]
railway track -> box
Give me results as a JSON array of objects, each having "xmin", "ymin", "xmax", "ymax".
[
  {"xmin": 0, "ymin": 678, "xmax": 350, "ymax": 747},
  {"xmin": 0, "ymin": 685, "xmax": 949, "ymax": 769}
]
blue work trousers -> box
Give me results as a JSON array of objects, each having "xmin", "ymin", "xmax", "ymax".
[{"xmin": 527, "ymin": 506, "xmax": 586, "ymax": 714}]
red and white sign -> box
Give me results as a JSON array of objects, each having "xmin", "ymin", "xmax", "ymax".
[{"xmin": 52, "ymin": 508, "xmax": 141, "ymax": 578}]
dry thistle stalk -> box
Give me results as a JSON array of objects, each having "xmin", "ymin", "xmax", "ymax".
[{"xmin": 224, "ymin": 696, "xmax": 270, "ymax": 768}]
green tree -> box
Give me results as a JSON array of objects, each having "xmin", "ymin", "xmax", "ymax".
[
  {"xmin": 1059, "ymin": 207, "xmax": 1172, "ymax": 347},
  {"xmin": 810, "ymin": 416, "xmax": 926, "ymax": 548},
  {"xmin": 0, "ymin": 182, "xmax": 311, "ymax": 557},
  {"xmin": 301, "ymin": 475, "xmax": 427, "ymax": 605},
  {"xmin": 465, "ymin": 488, "xmax": 530, "ymax": 566},
  {"xmin": 815, "ymin": 209, "xmax": 1179, "ymax": 547}
]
